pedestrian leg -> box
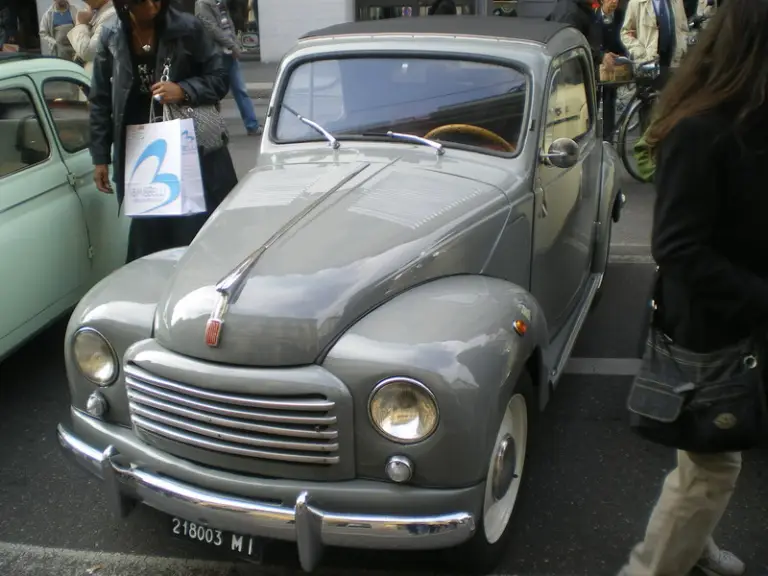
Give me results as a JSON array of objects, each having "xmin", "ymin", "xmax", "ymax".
[
  {"xmin": 619, "ymin": 450, "xmax": 742, "ymax": 576},
  {"xmin": 229, "ymin": 56, "xmax": 261, "ymax": 135},
  {"xmin": 602, "ymin": 85, "xmax": 617, "ymax": 142}
]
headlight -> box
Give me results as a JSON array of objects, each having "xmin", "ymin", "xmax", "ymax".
[
  {"xmin": 72, "ymin": 327, "xmax": 118, "ymax": 386},
  {"xmin": 368, "ymin": 377, "xmax": 439, "ymax": 443}
]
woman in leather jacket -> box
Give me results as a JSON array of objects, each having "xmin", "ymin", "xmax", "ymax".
[
  {"xmin": 89, "ymin": 0, "xmax": 237, "ymax": 263},
  {"xmin": 428, "ymin": 0, "xmax": 457, "ymax": 14}
]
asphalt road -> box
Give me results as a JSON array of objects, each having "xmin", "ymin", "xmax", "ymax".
[{"xmin": 0, "ymin": 127, "xmax": 766, "ymax": 576}]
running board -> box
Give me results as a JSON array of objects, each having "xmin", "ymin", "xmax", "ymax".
[{"xmin": 549, "ymin": 273, "xmax": 603, "ymax": 387}]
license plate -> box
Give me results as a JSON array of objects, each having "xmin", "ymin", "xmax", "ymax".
[{"xmin": 171, "ymin": 517, "xmax": 262, "ymax": 559}]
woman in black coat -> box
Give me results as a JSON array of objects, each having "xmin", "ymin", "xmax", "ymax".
[
  {"xmin": 428, "ymin": 0, "xmax": 458, "ymax": 14},
  {"xmin": 618, "ymin": 0, "xmax": 768, "ymax": 573},
  {"xmin": 89, "ymin": 0, "xmax": 238, "ymax": 263}
]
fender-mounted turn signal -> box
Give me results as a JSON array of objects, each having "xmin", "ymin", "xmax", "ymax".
[{"xmin": 513, "ymin": 320, "xmax": 527, "ymax": 336}]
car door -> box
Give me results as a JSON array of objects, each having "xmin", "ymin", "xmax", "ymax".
[
  {"xmin": 530, "ymin": 48, "xmax": 600, "ymax": 337},
  {"xmin": 33, "ymin": 72, "xmax": 131, "ymax": 284},
  {"xmin": 0, "ymin": 75, "xmax": 90, "ymax": 355}
]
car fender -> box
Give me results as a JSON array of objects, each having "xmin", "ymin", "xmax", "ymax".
[
  {"xmin": 592, "ymin": 141, "xmax": 623, "ymax": 276},
  {"xmin": 322, "ymin": 274, "xmax": 548, "ymax": 488},
  {"xmin": 64, "ymin": 248, "xmax": 186, "ymax": 425}
]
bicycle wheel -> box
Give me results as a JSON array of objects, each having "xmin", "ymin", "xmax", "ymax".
[
  {"xmin": 618, "ymin": 98, "xmax": 649, "ymax": 183},
  {"xmin": 615, "ymin": 85, "xmax": 637, "ymax": 131}
]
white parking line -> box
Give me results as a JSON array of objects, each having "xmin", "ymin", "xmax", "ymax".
[
  {"xmin": 0, "ymin": 541, "xmax": 551, "ymax": 576},
  {"xmin": 565, "ymin": 357, "xmax": 641, "ymax": 376}
]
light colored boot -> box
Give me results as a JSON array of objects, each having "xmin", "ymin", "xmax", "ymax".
[{"xmin": 695, "ymin": 540, "xmax": 746, "ymax": 576}]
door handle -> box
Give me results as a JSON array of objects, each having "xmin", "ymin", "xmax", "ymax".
[{"xmin": 536, "ymin": 185, "xmax": 548, "ymax": 217}]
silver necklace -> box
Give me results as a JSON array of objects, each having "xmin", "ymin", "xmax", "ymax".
[{"xmin": 133, "ymin": 29, "xmax": 153, "ymax": 53}]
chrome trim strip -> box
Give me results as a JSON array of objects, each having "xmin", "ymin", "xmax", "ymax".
[
  {"xmin": 214, "ymin": 162, "xmax": 371, "ymax": 302},
  {"xmin": 125, "ymin": 380, "xmax": 337, "ymax": 425},
  {"xmin": 126, "ymin": 390, "xmax": 338, "ymax": 439},
  {"xmin": 124, "ymin": 366, "xmax": 334, "ymax": 411},
  {"xmin": 133, "ymin": 416, "xmax": 341, "ymax": 464},
  {"xmin": 129, "ymin": 403, "xmax": 339, "ymax": 452},
  {"xmin": 58, "ymin": 425, "xmax": 476, "ymax": 573}
]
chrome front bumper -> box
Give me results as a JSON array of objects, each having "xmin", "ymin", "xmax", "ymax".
[{"xmin": 58, "ymin": 425, "xmax": 476, "ymax": 572}]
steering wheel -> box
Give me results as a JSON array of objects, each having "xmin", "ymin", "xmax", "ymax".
[{"xmin": 424, "ymin": 124, "xmax": 516, "ymax": 152}]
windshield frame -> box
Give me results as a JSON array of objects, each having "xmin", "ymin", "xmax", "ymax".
[{"xmin": 268, "ymin": 50, "xmax": 532, "ymax": 159}]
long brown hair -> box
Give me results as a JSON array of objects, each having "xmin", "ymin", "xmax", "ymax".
[{"xmin": 646, "ymin": 0, "xmax": 768, "ymax": 154}]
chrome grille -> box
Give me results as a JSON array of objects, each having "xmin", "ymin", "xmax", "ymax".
[{"xmin": 124, "ymin": 365, "xmax": 339, "ymax": 465}]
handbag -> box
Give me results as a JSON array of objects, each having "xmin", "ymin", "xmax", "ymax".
[
  {"xmin": 627, "ymin": 269, "xmax": 768, "ymax": 453},
  {"xmin": 157, "ymin": 57, "xmax": 229, "ymax": 153}
]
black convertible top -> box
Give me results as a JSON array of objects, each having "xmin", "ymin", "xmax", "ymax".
[{"xmin": 302, "ymin": 16, "xmax": 571, "ymax": 45}]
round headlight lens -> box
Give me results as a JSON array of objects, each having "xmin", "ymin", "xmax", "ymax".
[
  {"xmin": 369, "ymin": 378, "xmax": 439, "ymax": 443},
  {"xmin": 73, "ymin": 328, "xmax": 117, "ymax": 386}
]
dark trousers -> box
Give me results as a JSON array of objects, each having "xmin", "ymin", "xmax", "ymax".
[
  {"xmin": 126, "ymin": 145, "xmax": 238, "ymax": 263},
  {"xmin": 602, "ymin": 85, "xmax": 618, "ymax": 141}
]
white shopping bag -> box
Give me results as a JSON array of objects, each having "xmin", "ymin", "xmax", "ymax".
[{"xmin": 123, "ymin": 107, "xmax": 207, "ymax": 217}]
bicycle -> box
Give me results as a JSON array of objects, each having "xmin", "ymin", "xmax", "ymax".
[{"xmin": 601, "ymin": 57, "xmax": 661, "ymax": 182}]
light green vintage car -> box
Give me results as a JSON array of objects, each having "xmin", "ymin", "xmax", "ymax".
[{"xmin": 0, "ymin": 53, "xmax": 129, "ymax": 361}]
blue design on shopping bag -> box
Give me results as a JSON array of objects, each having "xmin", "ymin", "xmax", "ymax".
[
  {"xmin": 130, "ymin": 138, "xmax": 181, "ymax": 214},
  {"xmin": 181, "ymin": 129, "xmax": 195, "ymax": 143}
]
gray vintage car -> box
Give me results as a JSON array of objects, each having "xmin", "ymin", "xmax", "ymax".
[{"xmin": 57, "ymin": 16, "xmax": 624, "ymax": 574}]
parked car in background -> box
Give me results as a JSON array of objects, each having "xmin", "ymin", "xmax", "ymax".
[
  {"xmin": 0, "ymin": 53, "xmax": 129, "ymax": 361},
  {"xmin": 57, "ymin": 17, "xmax": 624, "ymax": 575}
]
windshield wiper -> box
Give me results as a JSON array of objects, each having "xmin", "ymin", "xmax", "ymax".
[
  {"xmin": 281, "ymin": 103, "xmax": 340, "ymax": 149},
  {"xmin": 362, "ymin": 131, "xmax": 445, "ymax": 155}
]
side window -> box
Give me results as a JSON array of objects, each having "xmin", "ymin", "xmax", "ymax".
[
  {"xmin": 42, "ymin": 80, "xmax": 91, "ymax": 154},
  {"xmin": 543, "ymin": 54, "xmax": 591, "ymax": 148},
  {"xmin": 0, "ymin": 87, "xmax": 50, "ymax": 179}
]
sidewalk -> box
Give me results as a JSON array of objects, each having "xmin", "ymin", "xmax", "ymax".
[{"xmin": 237, "ymin": 60, "xmax": 278, "ymax": 99}]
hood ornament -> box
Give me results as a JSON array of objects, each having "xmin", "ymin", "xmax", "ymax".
[
  {"xmin": 205, "ymin": 292, "xmax": 228, "ymax": 348},
  {"xmin": 203, "ymin": 162, "xmax": 371, "ymax": 348}
]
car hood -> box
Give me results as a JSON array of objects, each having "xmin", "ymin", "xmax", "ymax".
[{"xmin": 153, "ymin": 158, "xmax": 510, "ymax": 366}]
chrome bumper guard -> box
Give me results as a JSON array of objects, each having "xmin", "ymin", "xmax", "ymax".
[{"xmin": 58, "ymin": 425, "xmax": 476, "ymax": 572}]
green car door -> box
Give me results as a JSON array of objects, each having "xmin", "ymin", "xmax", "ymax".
[
  {"xmin": 0, "ymin": 74, "xmax": 91, "ymax": 359},
  {"xmin": 32, "ymin": 72, "xmax": 131, "ymax": 285}
]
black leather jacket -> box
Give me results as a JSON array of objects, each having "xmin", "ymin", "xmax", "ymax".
[
  {"xmin": 88, "ymin": 6, "xmax": 228, "ymax": 206},
  {"xmin": 546, "ymin": 0, "xmax": 604, "ymax": 67}
]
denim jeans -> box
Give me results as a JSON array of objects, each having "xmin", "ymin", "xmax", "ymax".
[{"xmin": 226, "ymin": 54, "xmax": 259, "ymax": 132}]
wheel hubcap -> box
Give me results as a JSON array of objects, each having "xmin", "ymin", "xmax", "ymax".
[
  {"xmin": 491, "ymin": 434, "xmax": 517, "ymax": 501},
  {"xmin": 482, "ymin": 393, "xmax": 528, "ymax": 544}
]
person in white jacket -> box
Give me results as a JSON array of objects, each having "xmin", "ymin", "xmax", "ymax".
[
  {"xmin": 67, "ymin": 0, "xmax": 116, "ymax": 76},
  {"xmin": 620, "ymin": 0, "xmax": 689, "ymax": 78},
  {"xmin": 39, "ymin": 0, "xmax": 79, "ymax": 59}
]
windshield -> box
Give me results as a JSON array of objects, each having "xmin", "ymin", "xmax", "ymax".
[{"xmin": 274, "ymin": 56, "xmax": 529, "ymax": 155}]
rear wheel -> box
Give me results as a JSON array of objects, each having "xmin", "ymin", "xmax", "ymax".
[
  {"xmin": 592, "ymin": 218, "xmax": 613, "ymax": 310},
  {"xmin": 449, "ymin": 370, "xmax": 535, "ymax": 574}
]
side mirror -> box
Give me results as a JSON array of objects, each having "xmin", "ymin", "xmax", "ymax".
[{"xmin": 540, "ymin": 137, "xmax": 579, "ymax": 169}]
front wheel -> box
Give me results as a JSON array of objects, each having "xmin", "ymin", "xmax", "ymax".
[
  {"xmin": 448, "ymin": 371, "xmax": 535, "ymax": 574},
  {"xmin": 617, "ymin": 98, "xmax": 652, "ymax": 183}
]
